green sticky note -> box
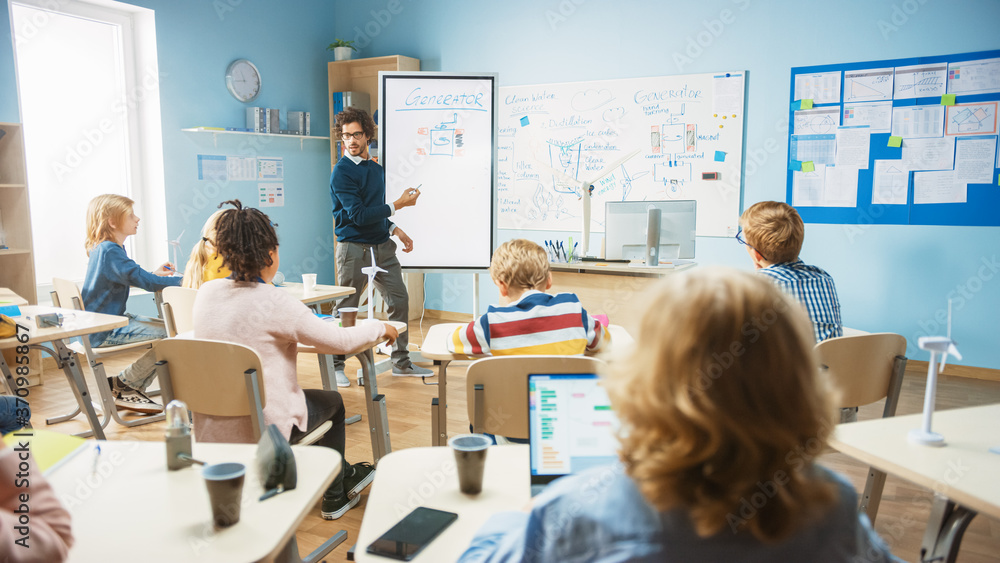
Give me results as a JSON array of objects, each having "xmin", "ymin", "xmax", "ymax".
[
  {"xmin": 941, "ymin": 94, "xmax": 956, "ymax": 106},
  {"xmin": 802, "ymin": 161, "xmax": 815, "ymax": 173},
  {"xmin": 801, "ymin": 99, "xmax": 813, "ymax": 109},
  {"xmin": 887, "ymin": 136, "xmax": 903, "ymax": 148}
]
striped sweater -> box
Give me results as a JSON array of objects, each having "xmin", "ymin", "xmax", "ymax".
[{"xmin": 448, "ymin": 291, "xmax": 609, "ymax": 356}]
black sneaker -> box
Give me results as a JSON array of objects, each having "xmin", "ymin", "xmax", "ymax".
[
  {"xmin": 321, "ymin": 492, "xmax": 360, "ymax": 520},
  {"xmin": 108, "ymin": 376, "xmax": 162, "ymax": 414},
  {"xmin": 344, "ymin": 461, "xmax": 376, "ymax": 499}
]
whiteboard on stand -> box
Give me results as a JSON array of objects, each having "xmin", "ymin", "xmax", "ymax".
[{"xmin": 380, "ymin": 72, "xmax": 498, "ymax": 269}]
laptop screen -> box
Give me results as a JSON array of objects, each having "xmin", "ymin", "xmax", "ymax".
[{"xmin": 528, "ymin": 373, "xmax": 620, "ymax": 482}]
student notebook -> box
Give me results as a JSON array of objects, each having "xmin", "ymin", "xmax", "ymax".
[{"xmin": 528, "ymin": 373, "xmax": 620, "ymax": 496}]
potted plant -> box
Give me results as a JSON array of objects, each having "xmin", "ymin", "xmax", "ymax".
[{"xmin": 327, "ymin": 39, "xmax": 357, "ymax": 62}]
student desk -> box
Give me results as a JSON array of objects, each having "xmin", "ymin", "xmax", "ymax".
[
  {"xmin": 420, "ymin": 323, "xmax": 634, "ymax": 447},
  {"xmin": 830, "ymin": 404, "xmax": 1000, "ymax": 563},
  {"xmin": 355, "ymin": 445, "xmax": 529, "ymax": 562},
  {"xmin": 279, "ymin": 282, "xmax": 355, "ymax": 392},
  {"xmin": 298, "ymin": 321, "xmax": 406, "ymax": 464},
  {"xmin": 47, "ymin": 440, "xmax": 340, "ymax": 563},
  {"xmin": 0, "ymin": 305, "xmax": 127, "ymax": 440},
  {"xmin": 548, "ymin": 261, "xmax": 695, "ymax": 335}
]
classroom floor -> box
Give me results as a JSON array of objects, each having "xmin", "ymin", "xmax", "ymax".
[{"xmin": 21, "ymin": 317, "xmax": 1000, "ymax": 562}]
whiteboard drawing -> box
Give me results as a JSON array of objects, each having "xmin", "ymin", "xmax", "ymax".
[{"xmin": 499, "ymin": 72, "xmax": 746, "ymax": 237}]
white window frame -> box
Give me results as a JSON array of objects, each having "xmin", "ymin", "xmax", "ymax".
[{"xmin": 9, "ymin": 0, "xmax": 166, "ymax": 299}]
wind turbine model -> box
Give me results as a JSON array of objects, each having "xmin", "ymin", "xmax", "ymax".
[
  {"xmin": 533, "ymin": 147, "xmax": 641, "ymax": 257},
  {"xmin": 908, "ymin": 301, "xmax": 961, "ymax": 447},
  {"xmin": 168, "ymin": 230, "xmax": 185, "ymax": 274},
  {"xmin": 360, "ymin": 251, "xmax": 386, "ymax": 322}
]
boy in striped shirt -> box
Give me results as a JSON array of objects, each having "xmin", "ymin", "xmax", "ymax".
[
  {"xmin": 738, "ymin": 201, "xmax": 843, "ymax": 343},
  {"xmin": 448, "ymin": 239, "xmax": 609, "ymax": 356}
]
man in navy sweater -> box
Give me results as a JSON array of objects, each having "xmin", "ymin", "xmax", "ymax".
[{"xmin": 329, "ymin": 107, "xmax": 432, "ymax": 385}]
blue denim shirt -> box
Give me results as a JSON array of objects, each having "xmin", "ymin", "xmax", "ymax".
[
  {"xmin": 459, "ymin": 463, "xmax": 900, "ymax": 563},
  {"xmin": 81, "ymin": 240, "xmax": 180, "ymax": 344}
]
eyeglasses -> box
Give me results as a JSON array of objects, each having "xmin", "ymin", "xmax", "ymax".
[
  {"xmin": 735, "ymin": 226, "xmax": 768, "ymax": 262},
  {"xmin": 340, "ymin": 131, "xmax": 366, "ymax": 141}
]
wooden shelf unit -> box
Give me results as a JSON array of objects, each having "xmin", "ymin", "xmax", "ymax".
[
  {"xmin": 0, "ymin": 122, "xmax": 42, "ymax": 386},
  {"xmin": 0, "ymin": 123, "xmax": 37, "ymax": 305},
  {"xmin": 180, "ymin": 128, "xmax": 330, "ymax": 150},
  {"xmin": 327, "ymin": 55, "xmax": 420, "ymax": 169}
]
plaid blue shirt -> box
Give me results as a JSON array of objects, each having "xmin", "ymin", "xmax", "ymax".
[{"xmin": 759, "ymin": 259, "xmax": 843, "ymax": 342}]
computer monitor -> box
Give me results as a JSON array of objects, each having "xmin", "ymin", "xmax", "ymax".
[{"xmin": 604, "ymin": 200, "xmax": 696, "ymax": 261}]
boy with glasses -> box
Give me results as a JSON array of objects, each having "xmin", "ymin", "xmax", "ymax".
[{"xmin": 737, "ymin": 201, "xmax": 842, "ymax": 344}]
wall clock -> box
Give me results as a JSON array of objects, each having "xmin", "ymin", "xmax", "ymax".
[{"xmin": 225, "ymin": 59, "xmax": 261, "ymax": 103}]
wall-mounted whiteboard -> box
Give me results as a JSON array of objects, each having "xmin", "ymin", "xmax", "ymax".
[
  {"xmin": 498, "ymin": 72, "xmax": 746, "ymax": 237},
  {"xmin": 380, "ymin": 72, "xmax": 498, "ymax": 269}
]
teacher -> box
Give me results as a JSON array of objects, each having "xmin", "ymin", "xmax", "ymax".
[{"xmin": 329, "ymin": 107, "xmax": 432, "ymax": 386}]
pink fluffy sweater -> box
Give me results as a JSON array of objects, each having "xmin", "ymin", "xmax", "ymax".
[{"xmin": 191, "ymin": 279, "xmax": 385, "ymax": 443}]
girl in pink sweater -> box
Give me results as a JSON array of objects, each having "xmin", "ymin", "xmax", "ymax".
[{"xmin": 192, "ymin": 200, "xmax": 397, "ymax": 520}]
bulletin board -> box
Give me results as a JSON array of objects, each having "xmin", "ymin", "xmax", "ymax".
[
  {"xmin": 380, "ymin": 72, "xmax": 498, "ymax": 269},
  {"xmin": 498, "ymin": 71, "xmax": 747, "ymax": 237},
  {"xmin": 786, "ymin": 49, "xmax": 1000, "ymax": 226}
]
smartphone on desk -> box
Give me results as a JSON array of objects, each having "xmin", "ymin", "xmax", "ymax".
[{"xmin": 366, "ymin": 506, "xmax": 458, "ymax": 561}]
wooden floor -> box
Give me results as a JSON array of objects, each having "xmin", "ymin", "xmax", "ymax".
[{"xmin": 22, "ymin": 317, "xmax": 1000, "ymax": 562}]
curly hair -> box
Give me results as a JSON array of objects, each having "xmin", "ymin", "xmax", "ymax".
[
  {"xmin": 85, "ymin": 194, "xmax": 134, "ymax": 255},
  {"xmin": 605, "ymin": 267, "xmax": 836, "ymax": 543},
  {"xmin": 212, "ymin": 200, "xmax": 278, "ymax": 282},
  {"xmin": 738, "ymin": 201, "xmax": 804, "ymax": 264},
  {"xmin": 489, "ymin": 239, "xmax": 550, "ymax": 291},
  {"xmin": 334, "ymin": 107, "xmax": 375, "ymax": 140}
]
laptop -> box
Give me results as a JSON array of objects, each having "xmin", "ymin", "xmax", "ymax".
[{"xmin": 528, "ymin": 373, "xmax": 620, "ymax": 496}]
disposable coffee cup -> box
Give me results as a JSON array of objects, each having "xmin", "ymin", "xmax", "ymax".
[
  {"xmin": 302, "ymin": 273, "xmax": 317, "ymax": 293},
  {"xmin": 203, "ymin": 462, "xmax": 246, "ymax": 528},
  {"xmin": 338, "ymin": 307, "xmax": 358, "ymax": 328},
  {"xmin": 449, "ymin": 434, "xmax": 491, "ymax": 495}
]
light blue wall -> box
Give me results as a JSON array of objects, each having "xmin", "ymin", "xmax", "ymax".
[{"xmin": 333, "ymin": 0, "xmax": 1000, "ymax": 369}]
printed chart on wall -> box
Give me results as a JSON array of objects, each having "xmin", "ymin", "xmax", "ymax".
[
  {"xmin": 787, "ymin": 49, "xmax": 1000, "ymax": 226},
  {"xmin": 498, "ymin": 72, "xmax": 746, "ymax": 237},
  {"xmin": 380, "ymin": 72, "xmax": 497, "ymax": 269}
]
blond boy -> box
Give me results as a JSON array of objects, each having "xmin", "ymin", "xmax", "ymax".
[
  {"xmin": 738, "ymin": 201, "xmax": 842, "ymax": 342},
  {"xmin": 448, "ymin": 239, "xmax": 608, "ymax": 355}
]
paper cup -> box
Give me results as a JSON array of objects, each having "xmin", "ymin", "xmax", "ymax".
[{"xmin": 302, "ymin": 273, "xmax": 317, "ymax": 293}]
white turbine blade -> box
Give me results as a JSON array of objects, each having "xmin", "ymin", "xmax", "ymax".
[
  {"xmin": 947, "ymin": 343, "xmax": 962, "ymax": 361},
  {"xmin": 585, "ymin": 149, "xmax": 641, "ymax": 185}
]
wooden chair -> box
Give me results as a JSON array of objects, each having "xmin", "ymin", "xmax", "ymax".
[
  {"xmin": 161, "ymin": 286, "xmax": 198, "ymax": 337},
  {"xmin": 154, "ymin": 338, "xmax": 341, "ymax": 563},
  {"xmin": 49, "ymin": 277, "xmax": 165, "ymax": 435},
  {"xmin": 465, "ymin": 355, "xmax": 606, "ymax": 440},
  {"xmin": 815, "ymin": 332, "xmax": 907, "ymax": 524}
]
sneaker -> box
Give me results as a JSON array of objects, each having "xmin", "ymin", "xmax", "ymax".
[
  {"xmin": 321, "ymin": 492, "xmax": 360, "ymax": 520},
  {"xmin": 344, "ymin": 461, "xmax": 376, "ymax": 499},
  {"xmin": 392, "ymin": 363, "xmax": 434, "ymax": 377},
  {"xmin": 335, "ymin": 370, "xmax": 351, "ymax": 388},
  {"xmin": 110, "ymin": 378, "xmax": 163, "ymax": 415}
]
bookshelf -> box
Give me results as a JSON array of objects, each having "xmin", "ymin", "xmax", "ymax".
[
  {"xmin": 0, "ymin": 122, "xmax": 42, "ymax": 386},
  {"xmin": 181, "ymin": 128, "xmax": 329, "ymax": 150},
  {"xmin": 328, "ymin": 55, "xmax": 420, "ymax": 169},
  {"xmin": 0, "ymin": 123, "xmax": 37, "ymax": 304}
]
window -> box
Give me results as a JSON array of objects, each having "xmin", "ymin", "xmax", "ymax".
[{"xmin": 10, "ymin": 0, "xmax": 165, "ymax": 299}]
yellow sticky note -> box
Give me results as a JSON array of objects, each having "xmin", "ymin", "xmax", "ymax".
[
  {"xmin": 941, "ymin": 94, "xmax": 956, "ymax": 106},
  {"xmin": 888, "ymin": 136, "xmax": 903, "ymax": 148},
  {"xmin": 802, "ymin": 161, "xmax": 815, "ymax": 173},
  {"xmin": 801, "ymin": 99, "xmax": 813, "ymax": 109}
]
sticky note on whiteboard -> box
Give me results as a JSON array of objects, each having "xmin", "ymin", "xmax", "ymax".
[
  {"xmin": 714, "ymin": 151, "xmax": 726, "ymax": 162},
  {"xmin": 941, "ymin": 94, "xmax": 956, "ymax": 106},
  {"xmin": 801, "ymin": 161, "xmax": 815, "ymax": 173},
  {"xmin": 887, "ymin": 136, "xmax": 903, "ymax": 148},
  {"xmin": 788, "ymin": 160, "xmax": 803, "ymax": 171},
  {"xmin": 520, "ymin": 116, "xmax": 530, "ymax": 126}
]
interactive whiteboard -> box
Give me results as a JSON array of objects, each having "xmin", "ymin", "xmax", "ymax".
[
  {"xmin": 380, "ymin": 72, "xmax": 498, "ymax": 269},
  {"xmin": 498, "ymin": 72, "xmax": 747, "ymax": 238}
]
